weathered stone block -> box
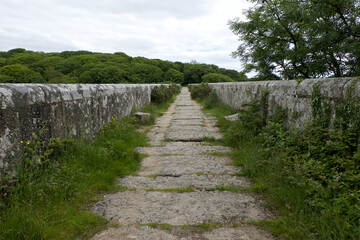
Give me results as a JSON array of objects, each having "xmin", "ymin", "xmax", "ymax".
[
  {"xmin": 133, "ymin": 112, "xmax": 150, "ymax": 122},
  {"xmin": 224, "ymin": 114, "xmax": 239, "ymax": 122}
]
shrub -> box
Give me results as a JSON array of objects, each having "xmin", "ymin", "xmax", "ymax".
[
  {"xmin": 188, "ymin": 83, "xmax": 211, "ymax": 99},
  {"xmin": 199, "ymin": 81, "xmax": 360, "ymax": 239},
  {"xmin": 227, "ymin": 84, "xmax": 360, "ymax": 239},
  {"xmin": 204, "ymin": 90, "xmax": 218, "ymax": 109},
  {"xmin": 0, "ymin": 64, "xmax": 45, "ymax": 83},
  {"xmin": 202, "ymin": 73, "xmax": 235, "ymax": 83},
  {"xmin": 151, "ymin": 84, "xmax": 180, "ymax": 104}
]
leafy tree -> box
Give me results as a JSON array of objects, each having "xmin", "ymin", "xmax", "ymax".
[
  {"xmin": 59, "ymin": 50, "xmax": 94, "ymax": 58},
  {"xmin": 6, "ymin": 48, "xmax": 26, "ymax": 57},
  {"xmin": 175, "ymin": 61, "xmax": 185, "ymax": 73},
  {"xmin": 165, "ymin": 69, "xmax": 184, "ymax": 84},
  {"xmin": 202, "ymin": 73, "xmax": 235, "ymax": 83},
  {"xmin": 29, "ymin": 56, "xmax": 65, "ymax": 77},
  {"xmin": 0, "ymin": 64, "xmax": 45, "ymax": 83},
  {"xmin": 0, "ymin": 57, "xmax": 6, "ymax": 67},
  {"xmin": 79, "ymin": 64, "xmax": 128, "ymax": 83},
  {"xmin": 57, "ymin": 55, "xmax": 98, "ymax": 75},
  {"xmin": 7, "ymin": 52, "xmax": 45, "ymax": 66},
  {"xmin": 218, "ymin": 68, "xmax": 248, "ymax": 81},
  {"xmin": 129, "ymin": 63, "xmax": 164, "ymax": 83},
  {"xmin": 0, "ymin": 49, "xmax": 245, "ymax": 84},
  {"xmin": 114, "ymin": 52, "xmax": 132, "ymax": 62},
  {"xmin": 229, "ymin": 0, "xmax": 360, "ymax": 80},
  {"xmin": 183, "ymin": 64, "xmax": 216, "ymax": 84},
  {"xmin": 46, "ymin": 68, "xmax": 74, "ymax": 83}
]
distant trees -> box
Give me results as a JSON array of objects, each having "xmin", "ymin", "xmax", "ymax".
[
  {"xmin": 0, "ymin": 49, "xmax": 248, "ymax": 84},
  {"xmin": 0, "ymin": 64, "xmax": 44, "ymax": 83},
  {"xmin": 202, "ymin": 73, "xmax": 235, "ymax": 83},
  {"xmin": 183, "ymin": 62, "xmax": 247, "ymax": 84},
  {"xmin": 79, "ymin": 64, "xmax": 128, "ymax": 84},
  {"xmin": 165, "ymin": 69, "xmax": 184, "ymax": 84},
  {"xmin": 129, "ymin": 63, "xmax": 164, "ymax": 83},
  {"xmin": 230, "ymin": 0, "xmax": 360, "ymax": 80}
]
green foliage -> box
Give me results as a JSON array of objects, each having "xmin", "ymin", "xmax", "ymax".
[
  {"xmin": 79, "ymin": 64, "xmax": 128, "ymax": 83},
  {"xmin": 151, "ymin": 84, "xmax": 180, "ymax": 104},
  {"xmin": 218, "ymin": 68, "xmax": 248, "ymax": 82},
  {"xmin": 188, "ymin": 83, "xmax": 211, "ymax": 99},
  {"xmin": 0, "ymin": 117, "xmax": 148, "ymax": 239},
  {"xmin": 204, "ymin": 90, "xmax": 218, "ymax": 109},
  {"xmin": 0, "ymin": 64, "xmax": 45, "ymax": 83},
  {"xmin": 230, "ymin": 0, "xmax": 360, "ymax": 79},
  {"xmin": 0, "ymin": 49, "xmax": 247, "ymax": 84},
  {"xmin": 200, "ymin": 83, "xmax": 360, "ymax": 239},
  {"xmin": 139, "ymin": 86, "xmax": 180, "ymax": 126},
  {"xmin": 165, "ymin": 68, "xmax": 184, "ymax": 84},
  {"xmin": 183, "ymin": 64, "xmax": 216, "ymax": 84},
  {"xmin": 238, "ymin": 89, "xmax": 270, "ymax": 135},
  {"xmin": 202, "ymin": 73, "xmax": 235, "ymax": 83},
  {"xmin": 129, "ymin": 63, "xmax": 164, "ymax": 83},
  {"xmin": 20, "ymin": 119, "xmax": 71, "ymax": 173},
  {"xmin": 0, "ymin": 57, "xmax": 6, "ymax": 67},
  {"xmin": 29, "ymin": 56, "xmax": 65, "ymax": 75},
  {"xmin": 7, "ymin": 52, "xmax": 46, "ymax": 66}
]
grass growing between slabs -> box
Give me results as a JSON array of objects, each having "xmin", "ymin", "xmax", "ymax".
[
  {"xmin": 0, "ymin": 85, "xmax": 181, "ymax": 239},
  {"xmin": 189, "ymin": 83, "xmax": 360, "ymax": 240}
]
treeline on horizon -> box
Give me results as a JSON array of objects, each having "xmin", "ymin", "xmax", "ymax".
[{"xmin": 0, "ymin": 48, "xmax": 248, "ymax": 85}]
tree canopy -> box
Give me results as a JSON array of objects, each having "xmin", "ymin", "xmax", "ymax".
[
  {"xmin": 229, "ymin": 0, "xmax": 360, "ymax": 80},
  {"xmin": 0, "ymin": 49, "xmax": 247, "ymax": 84}
]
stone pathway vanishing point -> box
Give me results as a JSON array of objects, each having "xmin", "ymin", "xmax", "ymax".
[{"xmin": 92, "ymin": 88, "xmax": 275, "ymax": 240}]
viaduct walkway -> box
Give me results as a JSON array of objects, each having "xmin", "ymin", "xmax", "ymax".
[{"xmin": 92, "ymin": 88, "xmax": 274, "ymax": 239}]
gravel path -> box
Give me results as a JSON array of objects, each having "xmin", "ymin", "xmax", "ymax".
[{"xmin": 92, "ymin": 88, "xmax": 275, "ymax": 240}]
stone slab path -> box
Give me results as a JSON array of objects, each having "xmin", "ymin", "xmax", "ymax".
[{"xmin": 92, "ymin": 88, "xmax": 275, "ymax": 240}]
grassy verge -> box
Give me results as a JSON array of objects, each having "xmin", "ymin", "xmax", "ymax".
[
  {"xmin": 0, "ymin": 86, "xmax": 180, "ymax": 239},
  {"xmin": 0, "ymin": 117, "xmax": 146, "ymax": 239},
  {"xmin": 189, "ymin": 84, "xmax": 360, "ymax": 240}
]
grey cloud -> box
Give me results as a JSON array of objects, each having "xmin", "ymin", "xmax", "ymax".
[
  {"xmin": 65, "ymin": 0, "xmax": 217, "ymax": 19},
  {"xmin": 0, "ymin": 0, "xmax": 251, "ymax": 73}
]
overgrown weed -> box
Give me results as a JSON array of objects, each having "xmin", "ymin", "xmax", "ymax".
[
  {"xmin": 0, "ymin": 86, "xmax": 180, "ymax": 239},
  {"xmin": 189, "ymin": 82, "xmax": 360, "ymax": 239},
  {"xmin": 0, "ymin": 117, "xmax": 146, "ymax": 239}
]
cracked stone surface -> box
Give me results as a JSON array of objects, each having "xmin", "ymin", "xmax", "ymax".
[
  {"xmin": 119, "ymin": 175, "xmax": 251, "ymax": 190},
  {"xmin": 92, "ymin": 88, "xmax": 275, "ymax": 240}
]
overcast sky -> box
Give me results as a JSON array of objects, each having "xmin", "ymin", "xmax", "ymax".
[{"xmin": 0, "ymin": 0, "xmax": 253, "ymax": 72}]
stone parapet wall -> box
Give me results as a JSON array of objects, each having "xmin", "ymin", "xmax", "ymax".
[
  {"xmin": 209, "ymin": 77, "xmax": 360, "ymax": 127},
  {"xmin": 0, "ymin": 84, "xmax": 161, "ymax": 176}
]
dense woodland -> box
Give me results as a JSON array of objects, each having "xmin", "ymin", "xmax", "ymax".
[{"xmin": 0, "ymin": 48, "xmax": 247, "ymax": 85}]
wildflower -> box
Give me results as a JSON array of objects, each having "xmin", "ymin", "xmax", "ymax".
[
  {"xmin": 26, "ymin": 140, "xmax": 30, "ymax": 145},
  {"xmin": 20, "ymin": 141, "xmax": 23, "ymax": 144}
]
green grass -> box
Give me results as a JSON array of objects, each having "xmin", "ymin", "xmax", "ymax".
[
  {"xmin": 201, "ymin": 152, "xmax": 230, "ymax": 157},
  {"xmin": 0, "ymin": 117, "xmax": 147, "ymax": 239},
  {"xmin": 145, "ymin": 187, "xmax": 196, "ymax": 193},
  {"xmin": 180, "ymin": 222, "xmax": 228, "ymax": 232},
  {"xmin": 0, "ymin": 89, "xmax": 180, "ymax": 239},
  {"xmin": 190, "ymin": 86, "xmax": 360, "ymax": 240},
  {"xmin": 136, "ymin": 93, "xmax": 178, "ymax": 126},
  {"xmin": 244, "ymin": 219, "xmax": 290, "ymax": 238},
  {"xmin": 159, "ymin": 153, "xmax": 185, "ymax": 156},
  {"xmin": 207, "ymin": 185, "xmax": 250, "ymax": 193},
  {"xmin": 143, "ymin": 223, "xmax": 173, "ymax": 231}
]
